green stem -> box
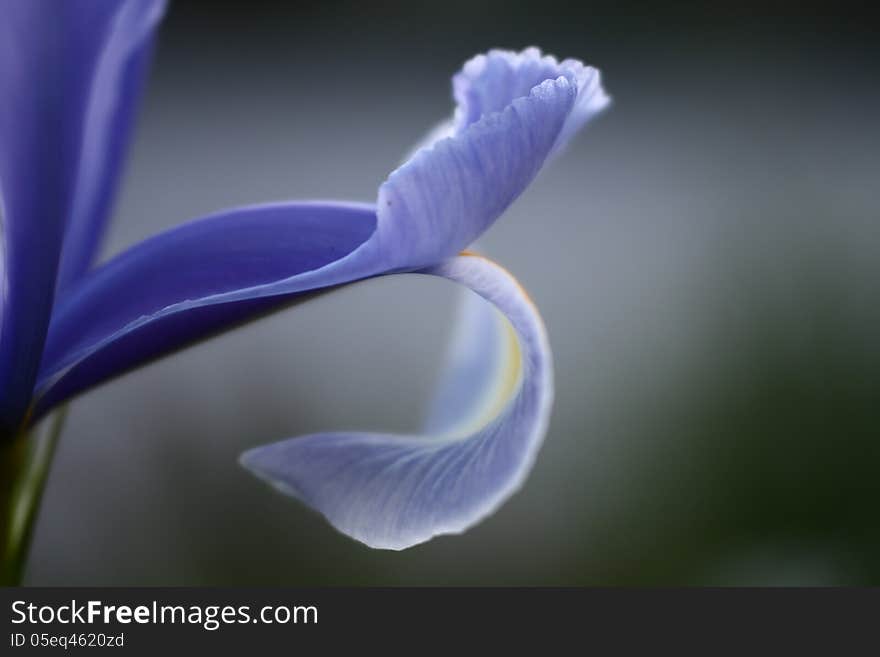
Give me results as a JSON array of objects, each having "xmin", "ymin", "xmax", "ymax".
[{"xmin": 0, "ymin": 409, "xmax": 67, "ymax": 585}]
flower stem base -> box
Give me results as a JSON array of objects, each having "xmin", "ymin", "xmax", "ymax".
[{"xmin": 0, "ymin": 409, "xmax": 66, "ymax": 585}]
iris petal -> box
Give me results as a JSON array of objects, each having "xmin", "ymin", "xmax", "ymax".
[
  {"xmin": 36, "ymin": 202, "xmax": 381, "ymax": 413},
  {"xmin": 376, "ymin": 48, "xmax": 607, "ymax": 270},
  {"xmin": 423, "ymin": 281, "xmax": 508, "ymax": 436},
  {"xmin": 377, "ymin": 77, "xmax": 574, "ymax": 270},
  {"xmin": 0, "ymin": 0, "xmax": 165, "ymax": 433},
  {"xmin": 56, "ymin": 0, "xmax": 167, "ymax": 294},
  {"xmin": 453, "ymin": 47, "xmax": 609, "ymax": 154},
  {"xmin": 36, "ymin": 47, "xmax": 603, "ymax": 431},
  {"xmin": 240, "ymin": 253, "xmax": 552, "ymax": 550}
]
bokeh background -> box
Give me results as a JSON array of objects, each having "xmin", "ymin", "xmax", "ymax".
[{"xmin": 26, "ymin": 1, "xmax": 878, "ymax": 585}]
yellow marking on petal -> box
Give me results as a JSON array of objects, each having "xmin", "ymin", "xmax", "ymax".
[
  {"xmin": 478, "ymin": 313, "xmax": 523, "ymax": 425},
  {"xmin": 439, "ymin": 251, "xmax": 528, "ymax": 438},
  {"xmin": 439, "ymin": 312, "xmax": 522, "ymax": 440}
]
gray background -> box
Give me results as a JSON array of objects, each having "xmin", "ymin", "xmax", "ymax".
[{"xmin": 27, "ymin": 1, "xmax": 880, "ymax": 584}]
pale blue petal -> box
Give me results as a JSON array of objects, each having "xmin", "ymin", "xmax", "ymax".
[
  {"xmin": 377, "ymin": 77, "xmax": 575, "ymax": 269},
  {"xmin": 398, "ymin": 119, "xmax": 455, "ymax": 164},
  {"xmin": 377, "ymin": 47, "xmax": 608, "ymax": 271},
  {"xmin": 240, "ymin": 254, "xmax": 553, "ymax": 550},
  {"xmin": 452, "ymin": 47, "xmax": 610, "ymax": 154},
  {"xmin": 423, "ymin": 282, "xmax": 505, "ymax": 435}
]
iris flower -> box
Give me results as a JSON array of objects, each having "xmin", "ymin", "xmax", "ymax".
[{"xmin": 0, "ymin": 0, "xmax": 607, "ymax": 580}]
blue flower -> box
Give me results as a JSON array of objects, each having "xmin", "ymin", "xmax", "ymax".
[{"xmin": 1, "ymin": 1, "xmax": 608, "ymax": 551}]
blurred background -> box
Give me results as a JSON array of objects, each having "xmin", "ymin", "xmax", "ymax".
[{"xmin": 26, "ymin": 1, "xmax": 879, "ymax": 585}]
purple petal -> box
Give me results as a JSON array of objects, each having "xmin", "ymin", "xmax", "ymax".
[
  {"xmin": 56, "ymin": 0, "xmax": 167, "ymax": 294},
  {"xmin": 240, "ymin": 254, "xmax": 553, "ymax": 550},
  {"xmin": 0, "ymin": 0, "xmax": 165, "ymax": 433},
  {"xmin": 35, "ymin": 202, "xmax": 381, "ymax": 414}
]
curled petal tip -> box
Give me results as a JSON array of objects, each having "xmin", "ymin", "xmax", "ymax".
[
  {"xmin": 38, "ymin": 45, "xmax": 606, "ymax": 418},
  {"xmin": 453, "ymin": 46, "xmax": 609, "ymax": 140},
  {"xmin": 376, "ymin": 74, "xmax": 576, "ymax": 270},
  {"xmin": 376, "ymin": 47, "xmax": 608, "ymax": 271},
  {"xmin": 240, "ymin": 254, "xmax": 553, "ymax": 550}
]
